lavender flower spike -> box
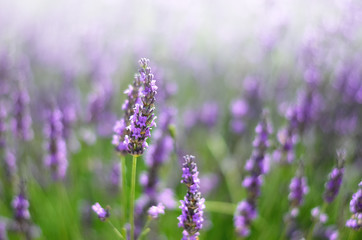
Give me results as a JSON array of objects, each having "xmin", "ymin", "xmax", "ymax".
[
  {"xmin": 113, "ymin": 73, "xmax": 142, "ymax": 155},
  {"xmin": 288, "ymin": 167, "xmax": 309, "ymax": 215},
  {"xmin": 12, "ymin": 193, "xmax": 30, "ymax": 222},
  {"xmin": 0, "ymin": 103, "xmax": 7, "ymax": 148},
  {"xmin": 346, "ymin": 181, "xmax": 362, "ymax": 230},
  {"xmin": 235, "ymin": 112, "xmax": 272, "ymax": 237},
  {"xmin": 324, "ymin": 150, "xmax": 345, "ymax": 203},
  {"xmin": 13, "ymin": 83, "xmax": 33, "ymax": 141},
  {"xmin": 92, "ymin": 202, "xmax": 109, "ymax": 221},
  {"xmin": 126, "ymin": 58, "xmax": 158, "ymax": 156},
  {"xmin": 178, "ymin": 155, "xmax": 205, "ymax": 240},
  {"xmin": 44, "ymin": 109, "xmax": 68, "ymax": 180}
]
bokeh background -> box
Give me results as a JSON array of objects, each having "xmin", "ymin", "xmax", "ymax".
[{"xmin": 0, "ymin": 0, "xmax": 361, "ymax": 239}]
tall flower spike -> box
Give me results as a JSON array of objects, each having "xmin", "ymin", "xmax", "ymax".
[
  {"xmin": 44, "ymin": 109, "xmax": 68, "ymax": 180},
  {"xmin": 235, "ymin": 112, "xmax": 272, "ymax": 237},
  {"xmin": 13, "ymin": 82, "xmax": 33, "ymax": 141},
  {"xmin": 288, "ymin": 165, "xmax": 309, "ymax": 216},
  {"xmin": 323, "ymin": 150, "xmax": 345, "ymax": 203},
  {"xmin": 113, "ymin": 73, "xmax": 142, "ymax": 155},
  {"xmin": 126, "ymin": 58, "xmax": 158, "ymax": 156},
  {"xmin": 0, "ymin": 103, "xmax": 7, "ymax": 148},
  {"xmin": 178, "ymin": 155, "xmax": 205, "ymax": 240},
  {"xmin": 346, "ymin": 181, "xmax": 362, "ymax": 230}
]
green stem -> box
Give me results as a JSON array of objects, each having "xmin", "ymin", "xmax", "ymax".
[
  {"xmin": 205, "ymin": 201, "xmax": 236, "ymax": 215},
  {"xmin": 120, "ymin": 155, "xmax": 127, "ymax": 230},
  {"xmin": 137, "ymin": 216, "xmax": 152, "ymax": 240},
  {"xmin": 130, "ymin": 155, "xmax": 138, "ymax": 240},
  {"xmin": 108, "ymin": 220, "xmax": 125, "ymax": 239}
]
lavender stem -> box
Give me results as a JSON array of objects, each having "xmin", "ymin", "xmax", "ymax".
[
  {"xmin": 107, "ymin": 220, "xmax": 125, "ymax": 239},
  {"xmin": 120, "ymin": 155, "xmax": 127, "ymax": 235},
  {"xmin": 137, "ymin": 216, "xmax": 152, "ymax": 240},
  {"xmin": 130, "ymin": 155, "xmax": 138, "ymax": 240}
]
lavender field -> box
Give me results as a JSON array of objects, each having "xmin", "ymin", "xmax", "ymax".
[{"xmin": 0, "ymin": 0, "xmax": 362, "ymax": 239}]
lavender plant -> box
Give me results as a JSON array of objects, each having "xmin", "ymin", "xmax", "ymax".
[
  {"xmin": 178, "ymin": 155, "xmax": 205, "ymax": 240},
  {"xmin": 13, "ymin": 82, "xmax": 33, "ymax": 142},
  {"xmin": 324, "ymin": 150, "xmax": 345, "ymax": 204},
  {"xmin": 234, "ymin": 112, "xmax": 271, "ymax": 237},
  {"xmin": 43, "ymin": 109, "xmax": 68, "ymax": 181}
]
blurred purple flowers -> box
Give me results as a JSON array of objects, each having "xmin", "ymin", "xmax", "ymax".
[
  {"xmin": 288, "ymin": 170, "xmax": 309, "ymax": 216},
  {"xmin": 234, "ymin": 112, "xmax": 271, "ymax": 237},
  {"xmin": 148, "ymin": 203, "xmax": 165, "ymax": 219},
  {"xmin": 92, "ymin": 203, "xmax": 109, "ymax": 222},
  {"xmin": 12, "ymin": 194, "xmax": 30, "ymax": 222},
  {"xmin": 43, "ymin": 109, "xmax": 68, "ymax": 180},
  {"xmin": 346, "ymin": 181, "xmax": 362, "ymax": 230}
]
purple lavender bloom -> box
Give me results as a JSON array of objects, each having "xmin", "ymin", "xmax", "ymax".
[
  {"xmin": 178, "ymin": 155, "xmax": 205, "ymax": 239},
  {"xmin": 273, "ymin": 107, "xmax": 299, "ymax": 164},
  {"xmin": 148, "ymin": 203, "xmax": 165, "ymax": 219},
  {"xmin": 288, "ymin": 175, "xmax": 309, "ymax": 210},
  {"xmin": 0, "ymin": 221, "xmax": 7, "ymax": 240},
  {"xmin": 346, "ymin": 213, "xmax": 362, "ymax": 230},
  {"xmin": 229, "ymin": 99, "xmax": 249, "ymax": 134},
  {"xmin": 350, "ymin": 183, "xmax": 362, "ymax": 214},
  {"xmin": 311, "ymin": 207, "xmax": 328, "ymax": 223},
  {"xmin": 4, "ymin": 150, "xmax": 16, "ymax": 178},
  {"xmin": 324, "ymin": 165, "xmax": 344, "ymax": 203},
  {"xmin": 113, "ymin": 72, "xmax": 142, "ymax": 155},
  {"xmin": 92, "ymin": 202, "xmax": 109, "ymax": 221},
  {"xmin": 235, "ymin": 113, "xmax": 271, "ymax": 236},
  {"xmin": 13, "ymin": 83, "xmax": 33, "ymax": 141},
  {"xmin": 346, "ymin": 181, "xmax": 362, "ymax": 230},
  {"xmin": 199, "ymin": 101, "xmax": 219, "ymax": 129},
  {"xmin": 234, "ymin": 200, "xmax": 257, "ymax": 237},
  {"xmin": 12, "ymin": 194, "xmax": 30, "ymax": 222},
  {"xmin": 126, "ymin": 58, "xmax": 157, "ymax": 156},
  {"xmin": 44, "ymin": 109, "xmax": 68, "ymax": 180},
  {"xmin": 325, "ymin": 227, "xmax": 338, "ymax": 240},
  {"xmin": 0, "ymin": 103, "xmax": 7, "ymax": 148}
]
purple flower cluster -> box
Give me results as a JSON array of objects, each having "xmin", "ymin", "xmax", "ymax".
[
  {"xmin": 0, "ymin": 103, "xmax": 6, "ymax": 148},
  {"xmin": 178, "ymin": 155, "xmax": 205, "ymax": 240},
  {"xmin": 112, "ymin": 71, "xmax": 142, "ymax": 155},
  {"xmin": 324, "ymin": 167, "xmax": 344, "ymax": 204},
  {"xmin": 288, "ymin": 172, "xmax": 309, "ymax": 215},
  {"xmin": 311, "ymin": 207, "xmax": 328, "ymax": 223},
  {"xmin": 346, "ymin": 181, "xmax": 362, "ymax": 230},
  {"xmin": 148, "ymin": 203, "xmax": 165, "ymax": 219},
  {"xmin": 92, "ymin": 202, "xmax": 109, "ymax": 221},
  {"xmin": 44, "ymin": 109, "xmax": 68, "ymax": 180},
  {"xmin": 273, "ymin": 108, "xmax": 299, "ymax": 164},
  {"xmin": 12, "ymin": 194, "xmax": 30, "ymax": 222},
  {"xmin": 114, "ymin": 58, "xmax": 157, "ymax": 156},
  {"xmin": 13, "ymin": 83, "xmax": 33, "ymax": 141},
  {"xmin": 229, "ymin": 99, "xmax": 248, "ymax": 134},
  {"xmin": 4, "ymin": 150, "xmax": 17, "ymax": 178},
  {"xmin": 323, "ymin": 150, "xmax": 345, "ymax": 203},
  {"xmin": 0, "ymin": 221, "xmax": 6, "ymax": 240},
  {"xmin": 229, "ymin": 76, "xmax": 262, "ymax": 135},
  {"xmin": 234, "ymin": 113, "xmax": 271, "ymax": 237}
]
